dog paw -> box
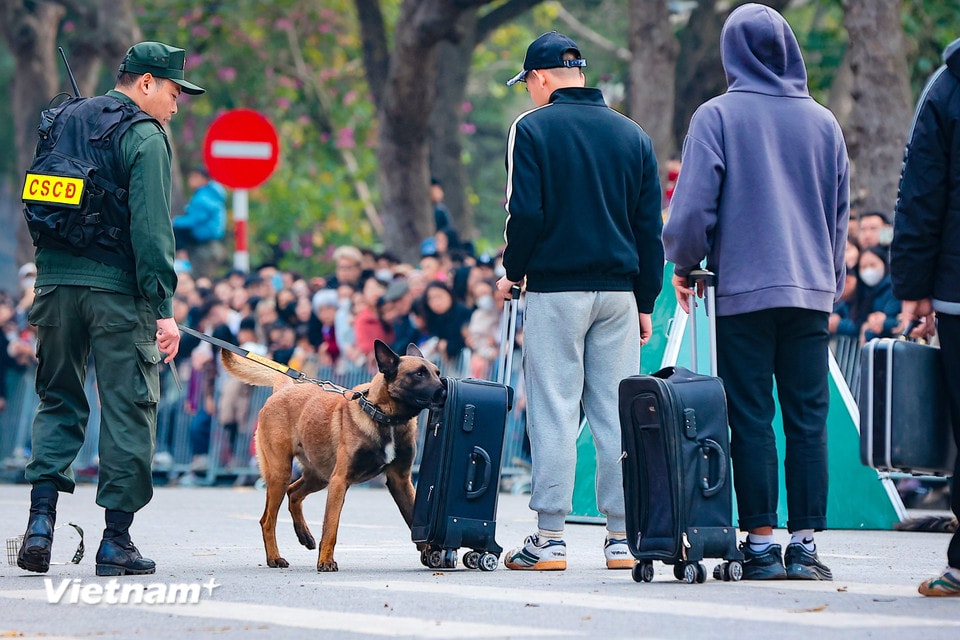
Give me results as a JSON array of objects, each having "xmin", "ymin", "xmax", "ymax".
[
  {"xmin": 317, "ymin": 561, "xmax": 339, "ymax": 572},
  {"xmin": 296, "ymin": 531, "xmax": 316, "ymax": 550},
  {"xmin": 267, "ymin": 557, "xmax": 289, "ymax": 568}
]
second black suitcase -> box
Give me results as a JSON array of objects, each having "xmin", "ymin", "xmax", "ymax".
[
  {"xmin": 410, "ymin": 288, "xmax": 519, "ymax": 571},
  {"xmin": 859, "ymin": 337, "xmax": 956, "ymax": 476},
  {"xmin": 411, "ymin": 376, "xmax": 512, "ymax": 571},
  {"xmin": 619, "ymin": 270, "xmax": 742, "ymax": 583}
]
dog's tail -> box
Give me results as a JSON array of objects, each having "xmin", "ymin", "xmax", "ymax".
[{"xmin": 220, "ymin": 349, "xmax": 293, "ymax": 391}]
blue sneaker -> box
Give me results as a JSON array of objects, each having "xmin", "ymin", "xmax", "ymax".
[
  {"xmin": 740, "ymin": 542, "xmax": 786, "ymax": 580},
  {"xmin": 784, "ymin": 542, "xmax": 833, "ymax": 581}
]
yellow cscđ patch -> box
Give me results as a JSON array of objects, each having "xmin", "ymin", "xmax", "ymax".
[{"xmin": 22, "ymin": 172, "xmax": 85, "ymax": 207}]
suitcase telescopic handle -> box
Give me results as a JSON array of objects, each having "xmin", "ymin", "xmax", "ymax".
[
  {"xmin": 698, "ymin": 438, "xmax": 727, "ymax": 498},
  {"xmin": 465, "ymin": 446, "xmax": 492, "ymax": 499},
  {"xmin": 496, "ymin": 285, "xmax": 522, "ymax": 387},
  {"xmin": 687, "ymin": 269, "xmax": 718, "ymax": 377}
]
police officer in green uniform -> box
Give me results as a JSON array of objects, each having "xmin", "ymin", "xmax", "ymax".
[{"xmin": 17, "ymin": 42, "xmax": 204, "ymax": 576}]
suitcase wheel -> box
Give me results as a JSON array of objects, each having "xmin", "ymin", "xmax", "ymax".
[
  {"xmin": 696, "ymin": 563, "xmax": 707, "ymax": 583},
  {"xmin": 712, "ymin": 560, "xmax": 743, "ymax": 582},
  {"xmin": 673, "ymin": 563, "xmax": 686, "ymax": 581},
  {"xmin": 677, "ymin": 562, "xmax": 705, "ymax": 584},
  {"xmin": 478, "ymin": 552, "xmax": 498, "ymax": 572},
  {"xmin": 632, "ymin": 560, "xmax": 655, "ymax": 583},
  {"xmin": 424, "ymin": 548, "xmax": 458, "ymax": 570},
  {"xmin": 463, "ymin": 550, "xmax": 480, "ymax": 570}
]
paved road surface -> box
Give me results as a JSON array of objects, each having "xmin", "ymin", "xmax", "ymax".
[{"xmin": 0, "ymin": 484, "xmax": 956, "ymax": 639}]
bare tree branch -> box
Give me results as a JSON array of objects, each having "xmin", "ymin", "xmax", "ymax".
[
  {"xmin": 553, "ymin": 2, "xmax": 631, "ymax": 62},
  {"xmin": 476, "ymin": 0, "xmax": 543, "ymax": 41}
]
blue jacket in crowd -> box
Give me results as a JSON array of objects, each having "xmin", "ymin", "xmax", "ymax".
[{"xmin": 173, "ymin": 180, "xmax": 227, "ymax": 243}]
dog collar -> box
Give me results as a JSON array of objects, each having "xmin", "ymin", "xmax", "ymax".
[{"xmin": 355, "ymin": 391, "xmax": 411, "ymax": 426}]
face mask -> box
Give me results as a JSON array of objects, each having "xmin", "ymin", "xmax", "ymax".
[
  {"xmin": 476, "ymin": 295, "xmax": 494, "ymax": 311},
  {"xmin": 20, "ymin": 277, "xmax": 35, "ymax": 291},
  {"xmin": 271, "ymin": 273, "xmax": 284, "ymax": 292},
  {"xmin": 375, "ymin": 269, "xmax": 394, "ymax": 282},
  {"xmin": 859, "ymin": 266, "xmax": 884, "ymax": 287},
  {"xmin": 878, "ymin": 227, "xmax": 894, "ymax": 245},
  {"xmin": 494, "ymin": 265, "xmax": 506, "ymax": 278}
]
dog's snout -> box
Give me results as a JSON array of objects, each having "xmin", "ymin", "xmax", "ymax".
[{"xmin": 433, "ymin": 386, "xmax": 447, "ymax": 404}]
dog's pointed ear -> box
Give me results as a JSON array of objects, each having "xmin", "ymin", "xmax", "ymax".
[
  {"xmin": 405, "ymin": 343, "xmax": 424, "ymax": 358},
  {"xmin": 374, "ymin": 340, "xmax": 400, "ymax": 378}
]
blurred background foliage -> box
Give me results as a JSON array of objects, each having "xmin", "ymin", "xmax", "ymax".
[{"xmin": 0, "ymin": 0, "xmax": 956, "ymax": 276}]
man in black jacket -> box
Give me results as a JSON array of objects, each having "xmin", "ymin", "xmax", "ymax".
[
  {"xmin": 891, "ymin": 36, "xmax": 960, "ymax": 597},
  {"xmin": 496, "ymin": 31, "xmax": 663, "ymax": 571}
]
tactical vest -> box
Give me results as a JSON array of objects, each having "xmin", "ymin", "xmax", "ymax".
[{"xmin": 21, "ymin": 95, "xmax": 160, "ymax": 271}]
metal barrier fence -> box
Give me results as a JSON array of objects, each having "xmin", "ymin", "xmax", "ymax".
[
  {"xmin": 0, "ymin": 348, "xmax": 532, "ymax": 492},
  {"xmin": 831, "ymin": 334, "xmax": 862, "ymax": 402}
]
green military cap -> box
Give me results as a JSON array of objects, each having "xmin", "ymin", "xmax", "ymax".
[{"xmin": 118, "ymin": 41, "xmax": 205, "ymax": 95}]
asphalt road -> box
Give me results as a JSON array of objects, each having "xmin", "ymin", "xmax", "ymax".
[{"xmin": 1, "ymin": 484, "xmax": 957, "ymax": 639}]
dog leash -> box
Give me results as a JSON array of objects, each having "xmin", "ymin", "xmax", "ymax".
[{"xmin": 177, "ymin": 324, "xmax": 405, "ymax": 424}]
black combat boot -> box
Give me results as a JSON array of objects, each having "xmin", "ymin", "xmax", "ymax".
[
  {"xmin": 17, "ymin": 483, "xmax": 59, "ymax": 573},
  {"xmin": 95, "ymin": 510, "xmax": 156, "ymax": 576}
]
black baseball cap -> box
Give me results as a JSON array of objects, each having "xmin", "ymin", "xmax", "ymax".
[
  {"xmin": 118, "ymin": 42, "xmax": 205, "ymax": 95},
  {"xmin": 506, "ymin": 31, "xmax": 586, "ymax": 86}
]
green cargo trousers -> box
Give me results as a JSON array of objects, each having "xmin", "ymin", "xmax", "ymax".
[{"xmin": 25, "ymin": 285, "xmax": 162, "ymax": 512}]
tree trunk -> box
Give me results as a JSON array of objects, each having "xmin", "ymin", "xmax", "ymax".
[
  {"xmin": 428, "ymin": 11, "xmax": 478, "ymax": 245},
  {"xmin": 673, "ymin": 0, "xmax": 791, "ymax": 150},
  {"xmin": 360, "ymin": 0, "xmax": 541, "ymax": 262},
  {"xmin": 66, "ymin": 0, "xmax": 142, "ymax": 97},
  {"xmin": 375, "ymin": 0, "xmax": 475, "ymax": 263},
  {"xmin": 0, "ymin": 0, "xmax": 66, "ymax": 268},
  {"xmin": 628, "ymin": 0, "xmax": 678, "ymax": 188},
  {"xmin": 841, "ymin": 0, "xmax": 913, "ymax": 214}
]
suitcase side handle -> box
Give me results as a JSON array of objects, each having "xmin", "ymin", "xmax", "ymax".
[
  {"xmin": 465, "ymin": 446, "xmax": 493, "ymax": 499},
  {"xmin": 698, "ymin": 438, "xmax": 727, "ymax": 498}
]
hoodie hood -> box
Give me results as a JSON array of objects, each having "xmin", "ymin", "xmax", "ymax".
[
  {"xmin": 720, "ymin": 3, "xmax": 808, "ymax": 97},
  {"xmin": 945, "ymin": 37, "xmax": 960, "ymax": 79}
]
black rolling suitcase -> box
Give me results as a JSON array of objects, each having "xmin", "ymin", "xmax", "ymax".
[
  {"xmin": 859, "ymin": 333, "xmax": 956, "ymax": 476},
  {"xmin": 411, "ymin": 288, "xmax": 519, "ymax": 571},
  {"xmin": 619, "ymin": 270, "xmax": 743, "ymax": 583}
]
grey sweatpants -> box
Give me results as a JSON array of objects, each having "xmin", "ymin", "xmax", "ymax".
[{"xmin": 521, "ymin": 290, "xmax": 640, "ymax": 533}]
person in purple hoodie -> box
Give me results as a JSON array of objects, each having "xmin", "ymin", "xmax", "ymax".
[{"xmin": 662, "ymin": 4, "xmax": 849, "ymax": 581}]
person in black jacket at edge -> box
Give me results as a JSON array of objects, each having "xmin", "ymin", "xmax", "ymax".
[{"xmin": 890, "ymin": 36, "xmax": 960, "ymax": 597}]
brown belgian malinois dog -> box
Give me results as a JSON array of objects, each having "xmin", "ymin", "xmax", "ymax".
[{"xmin": 221, "ymin": 340, "xmax": 446, "ymax": 571}]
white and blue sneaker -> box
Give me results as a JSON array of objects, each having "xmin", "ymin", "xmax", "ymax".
[
  {"xmin": 505, "ymin": 534, "xmax": 566, "ymax": 571},
  {"xmin": 604, "ymin": 537, "xmax": 633, "ymax": 569}
]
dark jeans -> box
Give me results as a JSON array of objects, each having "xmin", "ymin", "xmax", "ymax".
[
  {"xmin": 936, "ymin": 313, "xmax": 960, "ymax": 568},
  {"xmin": 717, "ymin": 308, "xmax": 830, "ymax": 533}
]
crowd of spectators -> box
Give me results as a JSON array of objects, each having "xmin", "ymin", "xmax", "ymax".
[
  {"xmin": 829, "ymin": 210, "xmax": 902, "ymax": 346},
  {"xmin": 164, "ymin": 243, "xmax": 515, "ymax": 475}
]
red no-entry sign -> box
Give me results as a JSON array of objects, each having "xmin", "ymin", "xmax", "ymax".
[{"xmin": 202, "ymin": 109, "xmax": 279, "ymax": 190}]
